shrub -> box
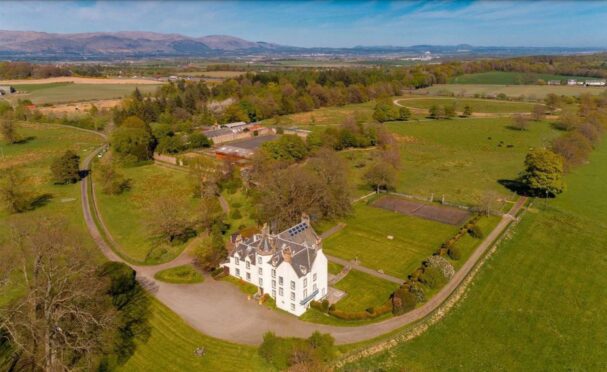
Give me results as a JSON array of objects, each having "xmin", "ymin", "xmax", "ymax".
[
  {"xmin": 230, "ymin": 208, "xmax": 242, "ymax": 219},
  {"xmin": 419, "ymin": 265, "xmax": 446, "ymax": 289},
  {"xmin": 392, "ymin": 287, "xmax": 417, "ymax": 315},
  {"xmin": 426, "ymin": 255, "xmax": 455, "ymax": 280},
  {"xmin": 448, "ymin": 245, "xmax": 461, "ymax": 260},
  {"xmin": 321, "ymin": 299, "xmax": 330, "ymax": 312},
  {"xmin": 468, "ymin": 225, "xmax": 484, "ymax": 239}
]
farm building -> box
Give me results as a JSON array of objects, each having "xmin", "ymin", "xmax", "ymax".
[
  {"xmin": 0, "ymin": 85, "xmax": 15, "ymax": 95},
  {"xmin": 585, "ymin": 79, "xmax": 606, "ymax": 87},
  {"xmin": 547, "ymin": 80, "xmax": 562, "ymax": 85},
  {"xmin": 567, "ymin": 79, "xmax": 577, "ymax": 86},
  {"xmin": 204, "ymin": 122, "xmax": 274, "ymax": 144},
  {"xmin": 215, "ymin": 145, "xmax": 255, "ymax": 161},
  {"xmin": 283, "ymin": 127, "xmax": 312, "ymax": 138},
  {"xmin": 222, "ymin": 215, "xmax": 328, "ymax": 316}
]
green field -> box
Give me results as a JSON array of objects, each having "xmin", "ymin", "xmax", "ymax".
[
  {"xmin": 261, "ymin": 100, "xmax": 376, "ymax": 127},
  {"xmin": 10, "ymin": 83, "xmax": 160, "ymax": 104},
  {"xmin": 343, "ymin": 139, "xmax": 607, "ymax": 370},
  {"xmin": 116, "ymin": 297, "xmax": 270, "ymax": 372},
  {"xmin": 94, "ymin": 163, "xmax": 199, "ymax": 264},
  {"xmin": 396, "ymin": 97, "xmax": 536, "ymax": 113},
  {"xmin": 0, "ymin": 123, "xmax": 104, "ymax": 301},
  {"xmin": 323, "ymin": 204, "xmax": 457, "ymax": 279},
  {"xmin": 419, "ymin": 83, "xmax": 606, "ymax": 99},
  {"xmin": 333, "ymin": 270, "xmax": 399, "ymax": 312},
  {"xmin": 448, "ymin": 71, "xmax": 591, "ymax": 85},
  {"xmin": 154, "ymin": 265, "xmax": 204, "ymax": 284},
  {"xmin": 378, "ymin": 117, "xmax": 560, "ymax": 205}
]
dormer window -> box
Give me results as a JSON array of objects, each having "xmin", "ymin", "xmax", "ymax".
[{"xmin": 299, "ymin": 265, "xmax": 307, "ymax": 275}]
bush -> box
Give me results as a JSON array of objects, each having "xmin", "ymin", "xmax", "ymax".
[
  {"xmin": 448, "ymin": 245, "xmax": 461, "ymax": 260},
  {"xmin": 468, "ymin": 225, "xmax": 484, "ymax": 239},
  {"xmin": 392, "ymin": 287, "xmax": 417, "ymax": 315},
  {"xmin": 419, "ymin": 265, "xmax": 446, "ymax": 289},
  {"xmin": 230, "ymin": 208, "xmax": 242, "ymax": 219}
]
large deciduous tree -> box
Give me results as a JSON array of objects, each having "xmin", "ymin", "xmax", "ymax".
[
  {"xmin": 0, "ymin": 167, "xmax": 30, "ymax": 214},
  {"xmin": 521, "ymin": 148, "xmax": 565, "ymax": 196},
  {"xmin": 111, "ymin": 116, "xmax": 155, "ymax": 162},
  {"xmin": 50, "ymin": 150, "xmax": 81, "ymax": 184},
  {"xmin": 0, "ymin": 113, "xmax": 19, "ymax": 144},
  {"xmin": 144, "ymin": 192, "xmax": 196, "ymax": 243},
  {"xmin": 0, "ymin": 218, "xmax": 116, "ymax": 371}
]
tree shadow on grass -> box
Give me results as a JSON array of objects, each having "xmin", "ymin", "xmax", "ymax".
[
  {"xmin": 498, "ymin": 179, "xmax": 529, "ymax": 196},
  {"xmin": 28, "ymin": 193, "xmax": 53, "ymax": 210},
  {"xmin": 14, "ymin": 136, "xmax": 36, "ymax": 144}
]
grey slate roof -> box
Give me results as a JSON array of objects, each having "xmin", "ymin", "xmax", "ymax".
[{"xmin": 230, "ymin": 219, "xmax": 321, "ymax": 278}]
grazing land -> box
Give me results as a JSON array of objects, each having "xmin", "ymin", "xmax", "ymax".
[
  {"xmin": 7, "ymin": 83, "xmax": 160, "ymax": 104},
  {"xmin": 0, "ymin": 123, "xmax": 104, "ymax": 304},
  {"xmin": 261, "ymin": 100, "xmax": 376, "ymax": 127},
  {"xmin": 94, "ymin": 163, "xmax": 199, "ymax": 264},
  {"xmin": 373, "ymin": 196, "xmax": 470, "ymax": 225},
  {"xmin": 396, "ymin": 97, "xmax": 536, "ymax": 113},
  {"xmin": 382, "ymin": 117, "xmax": 559, "ymax": 205},
  {"xmin": 323, "ymin": 203, "xmax": 457, "ymax": 279},
  {"xmin": 116, "ymin": 298, "xmax": 269, "ymax": 372},
  {"xmin": 343, "ymin": 140, "xmax": 607, "ymax": 371},
  {"xmin": 154, "ymin": 265, "xmax": 204, "ymax": 284},
  {"xmin": 418, "ymin": 83, "xmax": 606, "ymax": 99},
  {"xmin": 0, "ymin": 76, "xmax": 161, "ymax": 85},
  {"xmin": 448, "ymin": 71, "xmax": 592, "ymax": 85}
]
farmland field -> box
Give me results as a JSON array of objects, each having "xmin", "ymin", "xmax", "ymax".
[
  {"xmin": 94, "ymin": 163, "xmax": 200, "ymax": 264},
  {"xmin": 323, "ymin": 203, "xmax": 457, "ymax": 279},
  {"xmin": 261, "ymin": 100, "xmax": 377, "ymax": 127},
  {"xmin": 8, "ymin": 83, "xmax": 160, "ymax": 104},
  {"xmin": 0, "ymin": 123, "xmax": 104, "ymax": 305},
  {"xmin": 448, "ymin": 71, "xmax": 592, "ymax": 85},
  {"xmin": 395, "ymin": 97, "xmax": 536, "ymax": 113},
  {"xmin": 342, "ymin": 139, "xmax": 607, "ymax": 371},
  {"xmin": 381, "ymin": 117, "xmax": 560, "ymax": 205},
  {"xmin": 418, "ymin": 83, "xmax": 606, "ymax": 99}
]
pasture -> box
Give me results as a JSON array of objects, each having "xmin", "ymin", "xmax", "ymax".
[
  {"xmin": 395, "ymin": 97, "xmax": 537, "ymax": 113},
  {"xmin": 343, "ymin": 137, "xmax": 607, "ymax": 371},
  {"xmin": 8, "ymin": 82, "xmax": 160, "ymax": 104},
  {"xmin": 448, "ymin": 71, "xmax": 592, "ymax": 85},
  {"xmin": 261, "ymin": 100, "xmax": 376, "ymax": 127},
  {"xmin": 381, "ymin": 117, "xmax": 560, "ymax": 206},
  {"xmin": 323, "ymin": 203, "xmax": 457, "ymax": 279},
  {"xmin": 94, "ymin": 163, "xmax": 199, "ymax": 264},
  {"xmin": 418, "ymin": 83, "xmax": 606, "ymax": 99}
]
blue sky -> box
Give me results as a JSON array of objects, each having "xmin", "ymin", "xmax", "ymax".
[{"xmin": 1, "ymin": 1, "xmax": 607, "ymax": 47}]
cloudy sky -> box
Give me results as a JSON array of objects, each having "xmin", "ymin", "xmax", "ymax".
[{"xmin": 1, "ymin": 0, "xmax": 607, "ymax": 48}]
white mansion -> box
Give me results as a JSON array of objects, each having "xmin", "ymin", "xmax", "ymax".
[{"xmin": 222, "ymin": 215, "xmax": 328, "ymax": 316}]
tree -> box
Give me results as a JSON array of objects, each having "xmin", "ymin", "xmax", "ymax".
[
  {"xmin": 364, "ymin": 161, "xmax": 398, "ymax": 193},
  {"xmin": 189, "ymin": 156, "xmax": 222, "ymax": 199},
  {"xmin": 193, "ymin": 230, "xmax": 227, "ymax": 271},
  {"xmin": 0, "ymin": 114, "xmax": 19, "ymax": 144},
  {"xmin": 111, "ymin": 125, "xmax": 155, "ymax": 162},
  {"xmin": 0, "ymin": 167, "xmax": 30, "ymax": 213},
  {"xmin": 398, "ymin": 106, "xmax": 411, "ymax": 121},
  {"xmin": 554, "ymin": 110, "xmax": 579, "ymax": 131},
  {"xmin": 511, "ymin": 113, "xmax": 530, "ymax": 131},
  {"xmin": 187, "ymin": 132, "xmax": 212, "ymax": 149},
  {"xmin": 428, "ymin": 105, "xmax": 444, "ymax": 119},
  {"xmin": 96, "ymin": 155, "xmax": 131, "ymax": 195},
  {"xmin": 521, "ymin": 148, "xmax": 565, "ymax": 196},
  {"xmin": 50, "ymin": 150, "xmax": 81, "ymax": 184},
  {"xmin": 444, "ymin": 104, "xmax": 456, "ymax": 118},
  {"xmin": 261, "ymin": 134, "xmax": 308, "ymax": 161},
  {"xmin": 475, "ymin": 191, "xmax": 501, "ymax": 216},
  {"xmin": 462, "ymin": 104, "xmax": 472, "ymax": 117},
  {"xmin": 372, "ymin": 99, "xmax": 399, "ymax": 123},
  {"xmin": 144, "ymin": 193, "xmax": 196, "ymax": 243},
  {"xmin": 531, "ymin": 104, "xmax": 546, "ymax": 121},
  {"xmin": 0, "ymin": 218, "xmax": 116, "ymax": 371}
]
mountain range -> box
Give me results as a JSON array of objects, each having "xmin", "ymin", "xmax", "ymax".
[{"xmin": 0, "ymin": 30, "xmax": 604, "ymax": 60}]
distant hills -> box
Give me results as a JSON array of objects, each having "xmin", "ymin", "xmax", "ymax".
[{"xmin": 0, "ymin": 30, "xmax": 605, "ymax": 60}]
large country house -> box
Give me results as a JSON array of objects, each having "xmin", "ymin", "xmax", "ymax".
[{"xmin": 223, "ymin": 215, "xmax": 328, "ymax": 316}]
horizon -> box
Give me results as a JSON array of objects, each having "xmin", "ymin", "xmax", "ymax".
[{"xmin": 1, "ymin": 1, "xmax": 607, "ymax": 48}]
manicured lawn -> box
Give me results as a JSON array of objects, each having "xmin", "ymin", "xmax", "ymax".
[
  {"xmin": 328, "ymin": 261, "xmax": 344, "ymax": 275},
  {"xmin": 450, "ymin": 215, "xmax": 502, "ymax": 270},
  {"xmin": 94, "ymin": 163, "xmax": 200, "ymax": 264},
  {"xmin": 419, "ymin": 83, "xmax": 606, "ymax": 99},
  {"xmin": 221, "ymin": 275, "xmax": 259, "ymax": 295},
  {"xmin": 343, "ymin": 139, "xmax": 607, "ymax": 370},
  {"xmin": 116, "ymin": 297, "xmax": 270, "ymax": 372},
  {"xmin": 154, "ymin": 265, "xmax": 204, "ymax": 284},
  {"xmin": 323, "ymin": 204, "xmax": 457, "ymax": 279},
  {"xmin": 383, "ymin": 117, "xmax": 560, "ymax": 205},
  {"xmin": 448, "ymin": 71, "xmax": 590, "ymax": 85},
  {"xmin": 334, "ymin": 270, "xmax": 399, "ymax": 312},
  {"xmin": 396, "ymin": 97, "xmax": 536, "ymax": 113},
  {"xmin": 10, "ymin": 83, "xmax": 159, "ymax": 104}
]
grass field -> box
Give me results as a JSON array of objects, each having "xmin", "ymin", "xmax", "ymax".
[
  {"xmin": 419, "ymin": 83, "xmax": 606, "ymax": 99},
  {"xmin": 9, "ymin": 83, "xmax": 160, "ymax": 104},
  {"xmin": 0, "ymin": 123, "xmax": 104, "ymax": 302},
  {"xmin": 396, "ymin": 97, "xmax": 536, "ymax": 113},
  {"xmin": 333, "ymin": 270, "xmax": 399, "ymax": 312},
  {"xmin": 116, "ymin": 297, "xmax": 270, "ymax": 372},
  {"xmin": 343, "ymin": 139, "xmax": 607, "ymax": 371},
  {"xmin": 448, "ymin": 71, "xmax": 592, "ymax": 85},
  {"xmin": 323, "ymin": 204, "xmax": 457, "ymax": 279},
  {"xmin": 261, "ymin": 100, "xmax": 376, "ymax": 128},
  {"xmin": 154, "ymin": 265, "xmax": 204, "ymax": 284},
  {"xmin": 94, "ymin": 163, "xmax": 199, "ymax": 264},
  {"xmin": 380, "ymin": 117, "xmax": 560, "ymax": 206}
]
